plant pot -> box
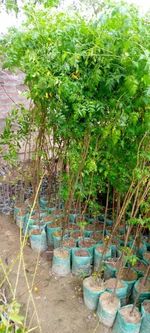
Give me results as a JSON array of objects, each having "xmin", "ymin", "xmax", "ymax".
[
  {"xmin": 78, "ymin": 238, "xmax": 96, "ymax": 259},
  {"xmin": 112, "ymin": 304, "xmax": 141, "ymax": 333},
  {"xmin": 14, "ymin": 204, "xmax": 26, "ymax": 221},
  {"xmin": 53, "ymin": 231, "xmax": 63, "ymax": 248},
  {"xmin": 91, "ymin": 231, "xmax": 103, "ymax": 244},
  {"xmin": 105, "ymin": 277, "xmax": 128, "ymax": 306},
  {"xmin": 84, "ymin": 224, "xmax": 95, "ymax": 237},
  {"xmin": 69, "ymin": 213, "xmax": 78, "ymax": 223},
  {"xmin": 119, "ymin": 267, "xmax": 138, "ymax": 299},
  {"xmin": 72, "ymin": 249, "xmax": 92, "ymax": 277},
  {"xmin": 46, "ymin": 223, "xmax": 61, "ymax": 246},
  {"xmin": 140, "ymin": 300, "xmax": 150, "ymax": 333},
  {"xmin": 132, "ymin": 277, "xmax": 150, "ymax": 307},
  {"xmin": 52, "ymin": 248, "xmax": 70, "ymax": 276},
  {"xmin": 42, "ymin": 215, "xmax": 54, "ymax": 225},
  {"xmin": 133, "ymin": 259, "xmax": 148, "ymax": 278},
  {"xmin": 143, "ymin": 251, "xmax": 150, "ymax": 265},
  {"xmin": 118, "ymin": 225, "xmax": 126, "ymax": 235},
  {"xmin": 39, "ymin": 196, "xmax": 48, "ymax": 209},
  {"xmin": 16, "ymin": 212, "xmax": 26, "ymax": 229},
  {"xmin": 106, "ymin": 219, "xmax": 113, "ymax": 227},
  {"xmin": 94, "ymin": 244, "xmax": 112, "ymax": 271},
  {"xmin": 136, "ymin": 241, "xmax": 147, "ymax": 259},
  {"xmin": 30, "ymin": 229, "xmax": 47, "ymax": 253},
  {"xmin": 104, "ymin": 257, "xmax": 120, "ymax": 279},
  {"xmin": 62, "ymin": 237, "xmax": 77, "ymax": 255},
  {"xmin": 70, "ymin": 230, "xmax": 83, "ymax": 241},
  {"xmin": 34, "ymin": 209, "xmax": 48, "ymax": 218},
  {"xmin": 97, "ymin": 291, "xmax": 120, "ymax": 328},
  {"xmin": 52, "ymin": 210, "xmax": 64, "ymax": 219},
  {"xmin": 83, "ymin": 276, "xmax": 105, "ymax": 311}
]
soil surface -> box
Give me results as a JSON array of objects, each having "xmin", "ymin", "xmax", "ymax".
[
  {"xmin": 79, "ymin": 239, "xmax": 96, "ymax": 247},
  {"xmin": 100, "ymin": 292, "xmax": 120, "ymax": 312},
  {"xmin": 0, "ymin": 214, "xmax": 111, "ymax": 333},
  {"xmin": 75, "ymin": 250, "xmax": 90, "ymax": 257},
  {"xmin": 104, "ymin": 278, "xmax": 124, "ymax": 289},
  {"xmin": 143, "ymin": 300, "xmax": 150, "ymax": 313},
  {"xmin": 134, "ymin": 260, "xmax": 148, "ymax": 273},
  {"xmin": 62, "ymin": 238, "xmax": 76, "ymax": 248},
  {"xmin": 119, "ymin": 306, "xmax": 141, "ymax": 323},
  {"xmin": 83, "ymin": 277, "xmax": 105, "ymax": 292},
  {"xmin": 120, "ymin": 268, "xmax": 137, "ymax": 281},
  {"xmin": 54, "ymin": 248, "xmax": 69, "ymax": 258},
  {"xmin": 136, "ymin": 278, "xmax": 150, "ymax": 292}
]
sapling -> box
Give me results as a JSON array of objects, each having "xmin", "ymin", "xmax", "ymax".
[
  {"xmin": 77, "ymin": 220, "xmax": 88, "ymax": 243},
  {"xmin": 103, "ymin": 182, "xmax": 110, "ymax": 240}
]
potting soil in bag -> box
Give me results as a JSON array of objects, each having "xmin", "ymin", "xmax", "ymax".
[
  {"xmin": 94, "ymin": 244, "xmax": 112, "ymax": 271},
  {"xmin": 52, "ymin": 248, "xmax": 70, "ymax": 276},
  {"xmin": 16, "ymin": 213, "xmax": 26, "ymax": 229},
  {"xmin": 78, "ymin": 238, "xmax": 96, "ymax": 257},
  {"xmin": 97, "ymin": 291, "xmax": 120, "ymax": 328},
  {"xmin": 105, "ymin": 278, "xmax": 128, "ymax": 306},
  {"xmin": 69, "ymin": 213, "xmax": 78, "ymax": 223},
  {"xmin": 143, "ymin": 251, "xmax": 150, "ymax": 265},
  {"xmin": 140, "ymin": 300, "xmax": 150, "ymax": 333},
  {"xmin": 133, "ymin": 259, "xmax": 148, "ymax": 278},
  {"xmin": 136, "ymin": 241, "xmax": 147, "ymax": 259},
  {"xmin": 119, "ymin": 268, "xmax": 138, "ymax": 295},
  {"xmin": 46, "ymin": 224, "xmax": 61, "ymax": 246},
  {"xmin": 53, "ymin": 232, "xmax": 62, "ymax": 248},
  {"xmin": 62, "ymin": 238, "xmax": 77, "ymax": 258},
  {"xmin": 72, "ymin": 249, "xmax": 92, "ymax": 276},
  {"xmin": 132, "ymin": 277, "xmax": 150, "ymax": 307},
  {"xmin": 112, "ymin": 304, "xmax": 141, "ymax": 333},
  {"xmin": 39, "ymin": 197, "xmax": 48, "ymax": 209},
  {"xmin": 30, "ymin": 229, "xmax": 47, "ymax": 252},
  {"xmin": 104, "ymin": 258, "xmax": 119, "ymax": 279},
  {"xmin": 83, "ymin": 276, "xmax": 105, "ymax": 311}
]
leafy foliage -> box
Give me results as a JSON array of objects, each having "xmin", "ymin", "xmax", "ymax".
[{"xmin": 0, "ymin": 0, "xmax": 150, "ymax": 213}]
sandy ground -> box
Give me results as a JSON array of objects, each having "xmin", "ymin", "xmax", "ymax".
[{"xmin": 0, "ymin": 214, "xmax": 111, "ymax": 333}]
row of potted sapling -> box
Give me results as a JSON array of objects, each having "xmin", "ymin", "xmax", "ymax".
[{"xmin": 14, "ymin": 199, "xmax": 150, "ymax": 332}]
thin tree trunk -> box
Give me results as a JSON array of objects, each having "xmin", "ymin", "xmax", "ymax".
[{"xmin": 103, "ymin": 182, "xmax": 110, "ymax": 240}]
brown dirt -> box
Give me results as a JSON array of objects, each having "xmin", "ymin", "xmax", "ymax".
[
  {"xmin": 136, "ymin": 278, "xmax": 150, "ymax": 292},
  {"xmin": 31, "ymin": 229, "xmax": 42, "ymax": 235},
  {"xmin": 68, "ymin": 224, "xmax": 80, "ymax": 230},
  {"xmin": 31, "ymin": 214, "xmax": 39, "ymax": 221},
  {"xmin": 85, "ymin": 224, "xmax": 95, "ymax": 231},
  {"xmin": 54, "ymin": 248, "xmax": 69, "ymax": 258},
  {"xmin": 71, "ymin": 231, "xmax": 83, "ymax": 239},
  {"xmin": 92, "ymin": 232, "xmax": 102, "ymax": 242},
  {"xmin": 134, "ymin": 260, "xmax": 148, "ymax": 273},
  {"xmin": 100, "ymin": 292, "xmax": 120, "ymax": 312},
  {"xmin": 53, "ymin": 231, "xmax": 62, "ymax": 237},
  {"xmin": 105, "ymin": 258, "xmax": 120, "ymax": 269},
  {"xmin": 96, "ymin": 245, "xmax": 108, "ymax": 254},
  {"xmin": 52, "ymin": 210, "xmax": 63, "ymax": 215},
  {"xmin": 0, "ymin": 214, "xmax": 110, "ymax": 333},
  {"xmin": 120, "ymin": 268, "xmax": 137, "ymax": 281},
  {"xmin": 18, "ymin": 208, "xmax": 27, "ymax": 216},
  {"xmin": 93, "ymin": 222, "xmax": 104, "ymax": 231},
  {"xmin": 144, "ymin": 252, "xmax": 150, "ymax": 262},
  {"xmin": 120, "ymin": 305, "xmax": 141, "ymax": 324},
  {"xmin": 75, "ymin": 250, "xmax": 90, "ymax": 257},
  {"xmin": 143, "ymin": 300, "xmax": 150, "ymax": 313},
  {"xmin": 62, "ymin": 238, "xmax": 76, "ymax": 248},
  {"xmin": 104, "ymin": 278, "xmax": 124, "ymax": 289},
  {"xmin": 42, "ymin": 215, "xmax": 53, "ymax": 222},
  {"xmin": 83, "ymin": 276, "xmax": 105, "ymax": 292},
  {"xmin": 47, "ymin": 222, "xmax": 60, "ymax": 228},
  {"xmin": 79, "ymin": 239, "xmax": 96, "ymax": 247}
]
